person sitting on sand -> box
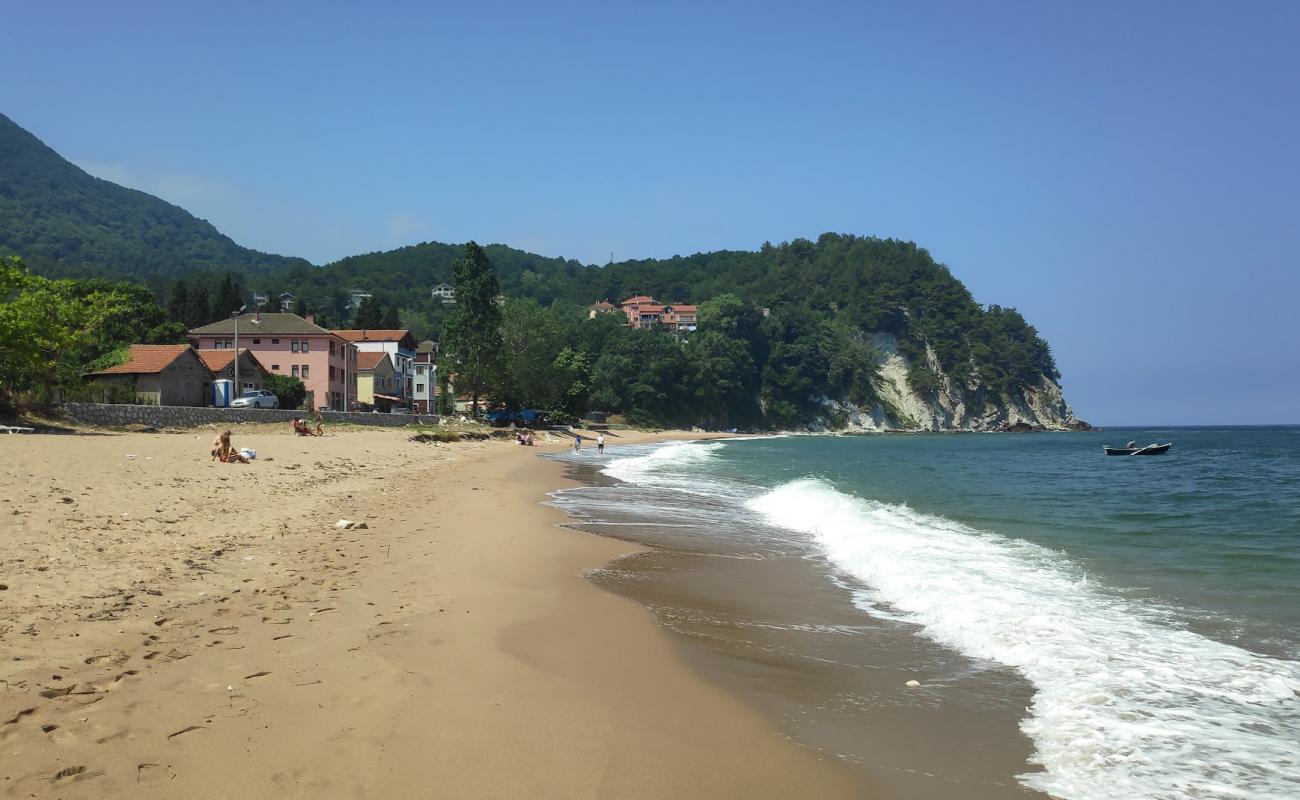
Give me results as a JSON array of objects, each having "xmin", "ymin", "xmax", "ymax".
[
  {"xmin": 313, "ymin": 410, "xmax": 324, "ymax": 437},
  {"xmin": 291, "ymin": 418, "xmax": 313, "ymax": 436},
  {"xmin": 211, "ymin": 430, "xmax": 250, "ymax": 463}
]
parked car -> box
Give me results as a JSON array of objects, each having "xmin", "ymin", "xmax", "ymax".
[{"xmin": 231, "ymin": 389, "xmax": 280, "ymax": 409}]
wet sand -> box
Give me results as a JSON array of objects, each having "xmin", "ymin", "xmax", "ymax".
[
  {"xmin": 558, "ymin": 458, "xmax": 1045, "ymax": 799},
  {"xmin": 0, "ymin": 426, "xmax": 861, "ymax": 798}
]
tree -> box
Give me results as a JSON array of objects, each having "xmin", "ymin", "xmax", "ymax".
[
  {"xmin": 293, "ymin": 297, "xmax": 307, "ymax": 316},
  {"xmin": 379, "ymin": 305, "xmax": 401, "ymax": 329},
  {"xmin": 0, "ymin": 256, "xmax": 184, "ymax": 409},
  {"xmin": 165, "ymin": 279, "xmax": 189, "ymax": 323},
  {"xmin": 436, "ymin": 369, "xmax": 454, "ymax": 416},
  {"xmin": 493, "ymin": 299, "xmax": 564, "ymax": 409},
  {"xmin": 211, "ymin": 273, "xmax": 245, "ymax": 321},
  {"xmin": 440, "ymin": 242, "xmax": 502, "ymax": 416},
  {"xmin": 185, "ymin": 284, "xmax": 211, "ymax": 329},
  {"xmin": 264, "ymin": 374, "xmax": 307, "ymax": 410},
  {"xmin": 353, "ymin": 296, "xmax": 383, "ymax": 328},
  {"xmin": 551, "ymin": 347, "xmax": 592, "ymax": 418}
]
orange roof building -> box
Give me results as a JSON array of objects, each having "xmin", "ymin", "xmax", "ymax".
[{"xmin": 86, "ymin": 345, "xmax": 210, "ymax": 406}]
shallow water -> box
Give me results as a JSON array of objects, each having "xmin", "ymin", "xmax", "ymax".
[{"xmin": 547, "ymin": 428, "xmax": 1300, "ymax": 800}]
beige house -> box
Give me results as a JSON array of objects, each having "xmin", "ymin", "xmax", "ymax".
[
  {"xmin": 355, "ymin": 351, "xmax": 401, "ymax": 410},
  {"xmin": 85, "ymin": 344, "xmax": 209, "ymax": 406}
]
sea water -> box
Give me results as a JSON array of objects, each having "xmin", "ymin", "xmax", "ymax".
[{"xmin": 548, "ymin": 428, "xmax": 1300, "ymax": 800}]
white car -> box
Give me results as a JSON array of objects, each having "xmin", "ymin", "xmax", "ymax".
[{"xmin": 231, "ymin": 389, "xmax": 279, "ymax": 409}]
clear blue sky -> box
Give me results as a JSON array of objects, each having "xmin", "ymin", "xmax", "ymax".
[{"xmin": 4, "ymin": 1, "xmax": 1297, "ymax": 425}]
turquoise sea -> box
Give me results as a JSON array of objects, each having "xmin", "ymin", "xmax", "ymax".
[{"xmin": 549, "ymin": 427, "xmax": 1300, "ymax": 800}]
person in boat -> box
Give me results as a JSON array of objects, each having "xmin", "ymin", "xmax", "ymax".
[{"xmin": 1126, "ymin": 441, "xmax": 1137, "ymax": 449}]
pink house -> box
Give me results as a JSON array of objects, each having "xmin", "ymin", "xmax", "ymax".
[{"xmin": 188, "ymin": 312, "xmax": 358, "ymax": 411}]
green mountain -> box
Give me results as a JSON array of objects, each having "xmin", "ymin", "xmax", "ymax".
[{"xmin": 0, "ymin": 112, "xmax": 309, "ymax": 285}]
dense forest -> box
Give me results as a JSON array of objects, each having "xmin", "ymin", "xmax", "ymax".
[
  {"xmin": 0, "ymin": 113, "xmax": 309, "ymax": 286},
  {"xmin": 297, "ymin": 234, "xmax": 1059, "ymax": 405}
]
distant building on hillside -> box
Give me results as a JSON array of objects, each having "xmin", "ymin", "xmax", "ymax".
[
  {"xmin": 431, "ymin": 283, "xmax": 456, "ymax": 305},
  {"xmin": 587, "ymin": 300, "xmax": 616, "ymax": 319},
  {"xmin": 347, "ymin": 289, "xmax": 372, "ymax": 310},
  {"xmin": 252, "ymin": 291, "xmax": 270, "ymax": 308},
  {"xmin": 617, "ymin": 296, "xmax": 698, "ymax": 332},
  {"xmin": 277, "ymin": 292, "xmax": 297, "ymax": 312}
]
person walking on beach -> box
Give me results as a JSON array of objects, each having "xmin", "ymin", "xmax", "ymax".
[
  {"xmin": 597, "ymin": 433, "xmax": 605, "ymax": 455},
  {"xmin": 313, "ymin": 409, "xmax": 325, "ymax": 436},
  {"xmin": 574, "ymin": 434, "xmax": 582, "ymax": 453}
]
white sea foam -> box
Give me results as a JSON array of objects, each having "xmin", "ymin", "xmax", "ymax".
[
  {"xmin": 601, "ymin": 441, "xmax": 727, "ymax": 485},
  {"xmin": 748, "ymin": 478, "xmax": 1300, "ymax": 800}
]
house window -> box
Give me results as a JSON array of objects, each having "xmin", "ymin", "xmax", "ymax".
[
  {"xmin": 291, "ymin": 340, "xmax": 299, "ymax": 353},
  {"xmin": 252, "ymin": 338, "xmax": 261, "ymax": 344},
  {"xmin": 271, "ymin": 338, "xmax": 279, "ymax": 344},
  {"xmin": 271, "ymin": 364, "xmax": 280, "ymax": 371},
  {"xmin": 225, "ymin": 339, "xmax": 234, "ymax": 348},
  {"xmin": 329, "ymin": 366, "xmax": 336, "ymax": 381},
  {"xmin": 416, "ymin": 383, "xmax": 424, "ymax": 393},
  {"xmin": 416, "ymin": 366, "xmax": 424, "ymax": 375},
  {"xmin": 301, "ymin": 339, "xmax": 310, "ymax": 353},
  {"xmin": 291, "ymin": 365, "xmax": 299, "ymax": 377},
  {"xmin": 329, "ymin": 341, "xmax": 335, "ymax": 356},
  {"xmin": 301, "ymin": 365, "xmax": 310, "ymax": 378}
]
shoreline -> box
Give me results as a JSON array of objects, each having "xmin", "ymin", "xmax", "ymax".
[
  {"xmin": 548, "ymin": 441, "xmax": 1043, "ymax": 800},
  {"xmin": 0, "ymin": 427, "xmax": 862, "ymax": 797}
]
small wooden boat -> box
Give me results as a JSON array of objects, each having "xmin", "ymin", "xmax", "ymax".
[{"xmin": 1103, "ymin": 443, "xmax": 1172, "ymax": 456}]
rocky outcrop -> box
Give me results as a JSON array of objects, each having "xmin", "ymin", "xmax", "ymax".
[{"xmin": 813, "ymin": 333, "xmax": 1089, "ymax": 433}]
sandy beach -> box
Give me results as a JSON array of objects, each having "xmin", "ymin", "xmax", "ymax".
[{"xmin": 0, "ymin": 424, "xmax": 862, "ymax": 798}]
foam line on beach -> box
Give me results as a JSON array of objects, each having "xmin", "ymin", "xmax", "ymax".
[{"xmin": 748, "ymin": 477, "xmax": 1300, "ymax": 800}]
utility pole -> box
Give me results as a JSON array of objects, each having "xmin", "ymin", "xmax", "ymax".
[{"xmin": 232, "ymin": 305, "xmax": 246, "ymax": 400}]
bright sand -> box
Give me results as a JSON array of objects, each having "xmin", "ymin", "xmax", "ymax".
[{"xmin": 0, "ymin": 426, "xmax": 862, "ymax": 798}]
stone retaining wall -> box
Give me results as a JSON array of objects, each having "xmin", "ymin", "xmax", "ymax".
[{"xmin": 62, "ymin": 403, "xmax": 439, "ymax": 429}]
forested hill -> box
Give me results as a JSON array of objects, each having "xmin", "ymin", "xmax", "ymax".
[
  {"xmin": 305, "ymin": 234, "xmax": 1062, "ymax": 403},
  {"xmin": 0, "ymin": 112, "xmax": 309, "ymax": 284}
]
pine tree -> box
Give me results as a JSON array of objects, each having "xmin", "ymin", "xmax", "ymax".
[
  {"xmin": 353, "ymin": 296, "xmax": 383, "ymax": 328},
  {"xmin": 380, "ymin": 305, "xmax": 401, "ymax": 329},
  {"xmin": 211, "ymin": 273, "xmax": 244, "ymax": 319},
  {"xmin": 165, "ymin": 280, "xmax": 189, "ymax": 323},
  {"xmin": 440, "ymin": 242, "xmax": 502, "ymax": 416},
  {"xmin": 186, "ymin": 285, "xmax": 211, "ymax": 328},
  {"xmin": 293, "ymin": 297, "xmax": 307, "ymax": 316}
]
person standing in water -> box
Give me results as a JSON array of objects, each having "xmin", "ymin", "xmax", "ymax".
[
  {"xmin": 597, "ymin": 433, "xmax": 605, "ymax": 454},
  {"xmin": 573, "ymin": 434, "xmax": 582, "ymax": 452}
]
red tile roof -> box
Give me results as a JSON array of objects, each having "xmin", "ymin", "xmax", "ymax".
[
  {"xmin": 355, "ymin": 351, "xmax": 391, "ymax": 371},
  {"xmin": 88, "ymin": 345, "xmax": 194, "ymax": 376},
  {"xmin": 333, "ymin": 329, "xmax": 412, "ymax": 343},
  {"xmin": 620, "ymin": 295, "xmax": 657, "ymax": 306},
  {"xmin": 195, "ymin": 349, "xmax": 237, "ymax": 373},
  {"xmin": 195, "ymin": 349, "xmax": 269, "ymax": 376}
]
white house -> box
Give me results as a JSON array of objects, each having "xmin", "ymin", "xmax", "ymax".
[
  {"xmin": 412, "ymin": 340, "xmax": 438, "ymax": 414},
  {"xmin": 347, "ymin": 290, "xmax": 373, "ymax": 311},
  {"xmin": 431, "ymin": 283, "xmax": 456, "ymax": 305}
]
